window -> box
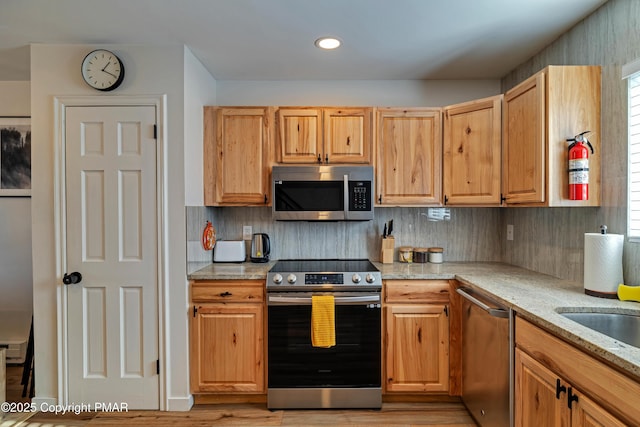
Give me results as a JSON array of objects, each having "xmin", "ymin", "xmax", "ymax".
[{"xmin": 625, "ymin": 60, "xmax": 640, "ymax": 242}]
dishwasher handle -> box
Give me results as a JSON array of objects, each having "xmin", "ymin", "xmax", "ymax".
[{"xmin": 457, "ymin": 287, "xmax": 509, "ymax": 318}]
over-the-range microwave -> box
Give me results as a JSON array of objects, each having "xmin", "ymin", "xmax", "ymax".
[{"xmin": 272, "ymin": 165, "xmax": 374, "ymax": 221}]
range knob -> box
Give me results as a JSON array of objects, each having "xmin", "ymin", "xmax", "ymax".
[
  {"xmin": 352, "ymin": 273, "xmax": 362, "ymax": 284},
  {"xmin": 287, "ymin": 274, "xmax": 297, "ymax": 284},
  {"xmin": 365, "ymin": 273, "xmax": 376, "ymax": 284},
  {"xmin": 272, "ymin": 273, "xmax": 283, "ymax": 285}
]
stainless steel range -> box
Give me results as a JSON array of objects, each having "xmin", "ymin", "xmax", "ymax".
[{"xmin": 266, "ymin": 259, "xmax": 382, "ymax": 409}]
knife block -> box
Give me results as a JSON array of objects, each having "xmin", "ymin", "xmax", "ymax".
[{"xmin": 380, "ymin": 237, "xmax": 395, "ymax": 264}]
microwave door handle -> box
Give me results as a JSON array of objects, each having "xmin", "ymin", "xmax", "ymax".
[{"xmin": 343, "ymin": 174, "xmax": 350, "ymax": 220}]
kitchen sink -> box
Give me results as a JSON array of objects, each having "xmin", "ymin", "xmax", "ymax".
[{"xmin": 558, "ymin": 311, "xmax": 640, "ymax": 348}]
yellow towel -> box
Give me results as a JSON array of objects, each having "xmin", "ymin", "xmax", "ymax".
[
  {"xmin": 618, "ymin": 284, "xmax": 640, "ymax": 302},
  {"xmin": 311, "ymin": 295, "xmax": 336, "ymax": 348}
]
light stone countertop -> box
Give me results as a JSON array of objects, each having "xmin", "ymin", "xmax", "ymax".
[
  {"xmin": 187, "ymin": 260, "xmax": 640, "ymax": 380},
  {"xmin": 188, "ymin": 261, "xmax": 276, "ymax": 280}
]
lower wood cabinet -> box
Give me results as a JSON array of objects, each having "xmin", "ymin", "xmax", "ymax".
[
  {"xmin": 190, "ymin": 280, "xmax": 264, "ymax": 393},
  {"xmin": 515, "ymin": 316, "xmax": 637, "ymax": 426},
  {"xmin": 384, "ymin": 280, "xmax": 450, "ymax": 393}
]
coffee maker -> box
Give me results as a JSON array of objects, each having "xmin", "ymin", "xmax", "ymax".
[{"xmin": 250, "ymin": 233, "xmax": 270, "ymax": 263}]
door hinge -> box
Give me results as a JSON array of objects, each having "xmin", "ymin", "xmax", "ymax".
[
  {"xmin": 153, "ymin": 124, "xmax": 157, "ymax": 139},
  {"xmin": 193, "ymin": 305, "xmax": 198, "ymax": 317},
  {"xmin": 156, "ymin": 359, "xmax": 160, "ymax": 375}
]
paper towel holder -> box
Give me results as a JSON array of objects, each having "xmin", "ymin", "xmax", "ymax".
[{"xmin": 584, "ymin": 226, "xmax": 624, "ymax": 299}]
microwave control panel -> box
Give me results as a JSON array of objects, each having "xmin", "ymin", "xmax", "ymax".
[{"xmin": 349, "ymin": 181, "xmax": 372, "ymax": 211}]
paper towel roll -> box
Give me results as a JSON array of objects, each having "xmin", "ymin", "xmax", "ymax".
[{"xmin": 584, "ymin": 233, "xmax": 624, "ymax": 298}]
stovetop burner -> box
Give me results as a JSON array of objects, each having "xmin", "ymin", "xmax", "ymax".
[{"xmin": 267, "ymin": 258, "xmax": 381, "ymax": 290}]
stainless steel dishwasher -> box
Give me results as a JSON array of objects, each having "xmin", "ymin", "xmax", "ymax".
[{"xmin": 457, "ymin": 287, "xmax": 512, "ymax": 427}]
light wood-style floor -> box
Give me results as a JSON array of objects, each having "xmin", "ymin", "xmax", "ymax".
[{"xmin": 3, "ymin": 365, "xmax": 477, "ymax": 427}]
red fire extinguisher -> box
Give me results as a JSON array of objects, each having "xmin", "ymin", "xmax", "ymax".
[{"xmin": 567, "ymin": 131, "xmax": 594, "ymax": 200}]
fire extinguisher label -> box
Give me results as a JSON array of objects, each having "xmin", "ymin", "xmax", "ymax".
[
  {"xmin": 570, "ymin": 170, "xmax": 589, "ymax": 184},
  {"xmin": 569, "ymin": 159, "xmax": 589, "ymax": 184},
  {"xmin": 569, "ymin": 158, "xmax": 588, "ymax": 171}
]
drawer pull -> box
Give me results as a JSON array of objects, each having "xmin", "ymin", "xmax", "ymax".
[
  {"xmin": 556, "ymin": 379, "xmax": 566, "ymax": 399},
  {"xmin": 219, "ymin": 291, "xmax": 233, "ymax": 297}
]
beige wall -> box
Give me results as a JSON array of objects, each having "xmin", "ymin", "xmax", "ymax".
[
  {"xmin": 30, "ymin": 44, "xmax": 193, "ymax": 410},
  {"xmin": 501, "ymin": 0, "xmax": 640, "ymax": 285},
  {"xmin": 0, "ymin": 81, "xmax": 32, "ymax": 317}
]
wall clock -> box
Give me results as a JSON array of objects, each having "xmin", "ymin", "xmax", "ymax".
[{"xmin": 81, "ymin": 49, "xmax": 125, "ymax": 91}]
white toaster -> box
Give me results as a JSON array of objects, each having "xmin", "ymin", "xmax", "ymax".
[{"xmin": 213, "ymin": 240, "xmax": 246, "ymax": 263}]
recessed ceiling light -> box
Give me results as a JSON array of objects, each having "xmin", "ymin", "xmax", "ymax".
[{"xmin": 315, "ymin": 37, "xmax": 341, "ymax": 50}]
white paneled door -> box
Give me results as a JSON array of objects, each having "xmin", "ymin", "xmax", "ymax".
[{"xmin": 64, "ymin": 106, "xmax": 159, "ymax": 409}]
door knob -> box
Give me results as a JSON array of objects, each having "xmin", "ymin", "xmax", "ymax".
[{"xmin": 63, "ymin": 272, "xmax": 83, "ymax": 285}]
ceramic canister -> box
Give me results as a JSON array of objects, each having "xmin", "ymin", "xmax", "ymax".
[{"xmin": 428, "ymin": 247, "xmax": 443, "ymax": 263}]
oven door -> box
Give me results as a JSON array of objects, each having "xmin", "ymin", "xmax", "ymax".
[{"xmin": 267, "ymin": 292, "xmax": 381, "ymax": 389}]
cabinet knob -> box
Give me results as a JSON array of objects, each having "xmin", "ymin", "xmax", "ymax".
[{"xmin": 317, "ymin": 154, "xmax": 322, "ymax": 163}]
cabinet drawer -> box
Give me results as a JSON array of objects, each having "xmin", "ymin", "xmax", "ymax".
[
  {"xmin": 191, "ymin": 281, "xmax": 264, "ymax": 303},
  {"xmin": 385, "ymin": 280, "xmax": 450, "ymax": 303}
]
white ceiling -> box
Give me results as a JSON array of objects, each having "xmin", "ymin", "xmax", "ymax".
[{"xmin": 0, "ymin": 0, "xmax": 608, "ymax": 81}]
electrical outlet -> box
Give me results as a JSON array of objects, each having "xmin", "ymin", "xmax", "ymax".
[
  {"xmin": 243, "ymin": 225, "xmax": 253, "ymax": 240},
  {"xmin": 507, "ymin": 224, "xmax": 514, "ymax": 241}
]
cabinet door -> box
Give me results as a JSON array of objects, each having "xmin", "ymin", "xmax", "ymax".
[
  {"xmin": 571, "ymin": 391, "xmax": 627, "ymax": 427},
  {"xmin": 323, "ymin": 108, "xmax": 371, "ymax": 164},
  {"xmin": 385, "ymin": 303, "xmax": 449, "ymax": 393},
  {"xmin": 190, "ymin": 303, "xmax": 264, "ymax": 393},
  {"xmin": 503, "ymin": 72, "xmax": 546, "ymax": 205},
  {"xmin": 277, "ymin": 108, "xmax": 323, "ymax": 163},
  {"xmin": 443, "ymin": 96, "xmax": 502, "ymax": 205},
  {"xmin": 376, "ymin": 108, "xmax": 442, "ymax": 205},
  {"xmin": 204, "ymin": 107, "xmax": 272, "ymax": 205},
  {"xmin": 515, "ymin": 348, "xmax": 567, "ymax": 427}
]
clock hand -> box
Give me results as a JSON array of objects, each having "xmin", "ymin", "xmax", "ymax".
[
  {"xmin": 101, "ymin": 61, "xmax": 111, "ymax": 72},
  {"xmin": 102, "ymin": 69, "xmax": 118, "ymax": 78}
]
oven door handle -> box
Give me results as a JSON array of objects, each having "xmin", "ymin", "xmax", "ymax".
[{"xmin": 268, "ymin": 294, "xmax": 381, "ymax": 305}]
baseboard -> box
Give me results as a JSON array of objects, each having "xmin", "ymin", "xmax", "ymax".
[
  {"xmin": 194, "ymin": 394, "xmax": 267, "ymax": 405},
  {"xmin": 166, "ymin": 395, "xmax": 194, "ymax": 411},
  {"xmin": 31, "ymin": 396, "xmax": 58, "ymax": 408}
]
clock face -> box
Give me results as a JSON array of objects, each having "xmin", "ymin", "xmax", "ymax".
[{"xmin": 81, "ymin": 49, "xmax": 125, "ymax": 91}]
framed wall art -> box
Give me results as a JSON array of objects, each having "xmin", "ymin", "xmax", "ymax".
[{"xmin": 0, "ymin": 117, "xmax": 31, "ymax": 197}]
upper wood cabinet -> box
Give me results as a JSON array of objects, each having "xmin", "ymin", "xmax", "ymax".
[
  {"xmin": 502, "ymin": 66, "xmax": 601, "ymax": 206},
  {"xmin": 443, "ymin": 95, "xmax": 503, "ymax": 206},
  {"xmin": 376, "ymin": 108, "xmax": 442, "ymax": 206},
  {"xmin": 276, "ymin": 107, "xmax": 372, "ymax": 164},
  {"xmin": 203, "ymin": 106, "xmax": 273, "ymax": 206}
]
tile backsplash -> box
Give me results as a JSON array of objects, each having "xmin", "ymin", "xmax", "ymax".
[{"xmin": 187, "ymin": 206, "xmax": 502, "ymax": 263}]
